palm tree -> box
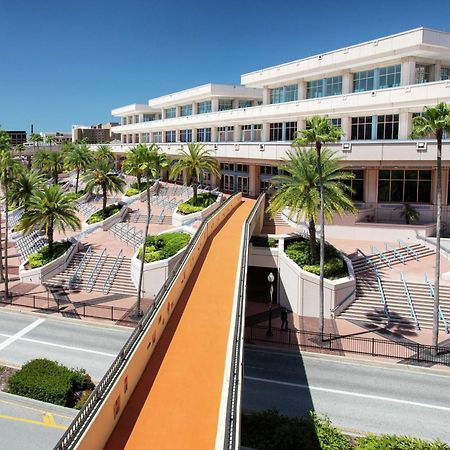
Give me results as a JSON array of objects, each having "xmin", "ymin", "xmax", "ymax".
[
  {"xmin": 29, "ymin": 133, "xmax": 43, "ymax": 151},
  {"xmin": 15, "ymin": 143, "xmax": 25, "ymax": 154},
  {"xmin": 136, "ymin": 144, "xmax": 168, "ymax": 316},
  {"xmin": 32, "ymin": 149, "xmax": 51, "ymax": 173},
  {"xmin": 47, "ymin": 151, "xmax": 65, "ymax": 184},
  {"xmin": 170, "ymin": 143, "xmax": 220, "ymax": 205},
  {"xmin": 64, "ymin": 143, "xmax": 94, "ymax": 193},
  {"xmin": 123, "ymin": 144, "xmax": 147, "ymax": 190},
  {"xmin": 294, "ymin": 116, "xmax": 343, "ymax": 339},
  {"xmin": 412, "ymin": 102, "xmax": 450, "ymax": 353},
  {"xmin": 9, "ymin": 169, "xmax": 45, "ymax": 209},
  {"xmin": 94, "ymin": 145, "xmax": 114, "ymax": 166},
  {"xmin": 268, "ymin": 147, "xmax": 355, "ymax": 258},
  {"xmin": 45, "ymin": 135, "xmax": 56, "ymax": 149},
  {"xmin": 83, "ymin": 160, "xmax": 125, "ymax": 218},
  {"xmin": 18, "ymin": 185, "xmax": 80, "ymax": 254}
]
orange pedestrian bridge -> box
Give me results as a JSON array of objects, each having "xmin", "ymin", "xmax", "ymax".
[{"xmin": 54, "ymin": 192, "xmax": 265, "ymax": 450}]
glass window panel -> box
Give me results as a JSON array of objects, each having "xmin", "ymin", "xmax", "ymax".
[
  {"xmin": 378, "ymin": 180, "xmax": 390, "ymax": 201},
  {"xmin": 390, "ymin": 181, "xmax": 403, "ymax": 202},
  {"xmin": 405, "ymin": 170, "xmax": 418, "ymax": 180},
  {"xmin": 166, "ymin": 108, "xmax": 176, "ymax": 119},
  {"xmin": 180, "ymin": 104, "xmax": 192, "ymax": 116},
  {"xmin": 418, "ymin": 181, "xmax": 431, "ymax": 203},
  {"xmin": 404, "ymin": 181, "xmax": 418, "ymax": 202},
  {"xmin": 197, "ymin": 101, "xmax": 212, "ymax": 114},
  {"xmin": 218, "ymin": 99, "xmax": 233, "ymax": 111}
]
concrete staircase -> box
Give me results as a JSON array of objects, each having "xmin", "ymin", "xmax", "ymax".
[
  {"xmin": 45, "ymin": 250, "xmax": 136, "ymax": 296},
  {"xmin": 350, "ymin": 243, "xmax": 435, "ymax": 275},
  {"xmin": 263, "ymin": 211, "xmax": 286, "ymax": 228}
]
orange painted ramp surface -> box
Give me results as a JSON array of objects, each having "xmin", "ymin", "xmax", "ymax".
[{"xmin": 105, "ymin": 200, "xmax": 254, "ymax": 450}]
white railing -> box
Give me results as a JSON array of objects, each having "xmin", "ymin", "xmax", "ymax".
[
  {"xmin": 399, "ymin": 272, "xmax": 420, "ymax": 330},
  {"xmin": 103, "ymin": 250, "xmax": 123, "ymax": 294},
  {"xmin": 85, "ymin": 249, "xmax": 107, "ymax": 292},
  {"xmin": 424, "ymin": 272, "xmax": 449, "ymax": 334}
]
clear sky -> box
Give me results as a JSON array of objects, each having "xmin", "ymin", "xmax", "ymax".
[{"xmin": 1, "ymin": 0, "xmax": 449, "ymax": 133}]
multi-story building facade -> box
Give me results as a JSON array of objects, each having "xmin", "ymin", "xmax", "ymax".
[
  {"xmin": 40, "ymin": 131, "xmax": 72, "ymax": 144},
  {"xmin": 6, "ymin": 130, "xmax": 27, "ymax": 146},
  {"xmin": 109, "ymin": 28, "xmax": 450, "ymax": 223},
  {"xmin": 72, "ymin": 122, "xmax": 120, "ymax": 144}
]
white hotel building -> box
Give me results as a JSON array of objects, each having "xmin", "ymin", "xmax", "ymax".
[{"xmin": 110, "ymin": 27, "xmax": 450, "ymax": 224}]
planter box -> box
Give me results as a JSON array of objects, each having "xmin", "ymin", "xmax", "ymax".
[
  {"xmin": 19, "ymin": 239, "xmax": 82, "ymax": 284},
  {"xmin": 172, "ymin": 194, "xmax": 222, "ymax": 226},
  {"xmin": 82, "ymin": 203, "xmax": 129, "ymax": 232},
  {"xmin": 249, "ymin": 243, "xmax": 279, "ymax": 269},
  {"xmin": 130, "ymin": 226, "xmax": 196, "ymax": 298},
  {"xmin": 76, "ymin": 192, "xmax": 92, "ymax": 204},
  {"xmin": 121, "ymin": 180, "xmax": 160, "ymax": 204}
]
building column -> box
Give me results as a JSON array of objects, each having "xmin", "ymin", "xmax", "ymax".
[
  {"xmin": 262, "ymin": 122, "xmax": 270, "ymax": 141},
  {"xmin": 262, "ymin": 88, "xmax": 270, "ymax": 105},
  {"xmin": 161, "ymin": 131, "xmax": 166, "ymax": 143},
  {"xmin": 233, "ymin": 125, "xmax": 240, "ymax": 142},
  {"xmin": 161, "ymin": 109, "xmax": 167, "ymax": 120},
  {"xmin": 433, "ymin": 61, "xmax": 442, "ymax": 82},
  {"xmin": 211, "ymin": 126, "xmax": 218, "ymax": 142},
  {"xmin": 211, "ymin": 97, "xmax": 219, "ymax": 112},
  {"xmin": 232, "ymin": 99, "xmax": 239, "ymax": 109},
  {"xmin": 192, "ymin": 128, "xmax": 197, "ymax": 143},
  {"xmin": 297, "ymin": 80, "xmax": 306, "ymax": 100},
  {"xmin": 399, "ymin": 111, "xmax": 412, "ymax": 140},
  {"xmin": 401, "ymin": 57, "xmax": 416, "ymax": 85},
  {"xmin": 366, "ymin": 169, "xmax": 378, "ymax": 204},
  {"xmin": 297, "ymin": 119, "xmax": 306, "ymax": 135},
  {"xmin": 248, "ymin": 164, "xmax": 258, "ymax": 197},
  {"xmin": 192, "ymin": 102, "xmax": 197, "ymax": 115},
  {"xmin": 341, "ymin": 117, "xmax": 351, "ymax": 140},
  {"xmin": 342, "ymin": 71, "xmax": 352, "ymax": 94}
]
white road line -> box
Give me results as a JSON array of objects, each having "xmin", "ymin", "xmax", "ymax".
[
  {"xmin": 0, "ymin": 319, "xmax": 45, "ymax": 352},
  {"xmin": 0, "ymin": 332, "xmax": 116, "ymax": 357},
  {"xmin": 245, "ymin": 376, "xmax": 450, "ymax": 412}
]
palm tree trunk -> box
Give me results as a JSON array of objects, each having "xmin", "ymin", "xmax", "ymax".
[
  {"xmin": 193, "ymin": 181, "xmax": 198, "ymax": 206},
  {"xmin": 75, "ymin": 168, "xmax": 80, "ymax": 193},
  {"xmin": 136, "ymin": 174, "xmax": 151, "ymax": 317},
  {"xmin": 433, "ymin": 132, "xmax": 442, "ymax": 356},
  {"xmin": 0, "ymin": 205, "xmax": 4, "ymax": 282},
  {"xmin": 102, "ymin": 183, "xmax": 107, "ymax": 218},
  {"xmin": 308, "ymin": 218, "xmax": 317, "ymax": 263},
  {"xmin": 48, "ymin": 222, "xmax": 54, "ymax": 255},
  {"xmin": 316, "ymin": 142, "xmax": 325, "ymax": 341},
  {"xmin": 4, "ymin": 176, "xmax": 9, "ymax": 300}
]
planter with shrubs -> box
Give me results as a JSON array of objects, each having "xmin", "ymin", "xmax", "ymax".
[
  {"xmin": 172, "ymin": 192, "xmax": 222, "ymax": 226},
  {"xmin": 122, "ymin": 180, "xmax": 159, "ymax": 204},
  {"xmin": 82, "ymin": 203, "xmax": 128, "ymax": 232}
]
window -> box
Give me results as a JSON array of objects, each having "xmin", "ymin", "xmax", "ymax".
[
  {"xmin": 218, "ymin": 99, "xmax": 233, "ymax": 111},
  {"xmin": 134, "ymin": 115, "xmax": 139, "ymax": 123},
  {"xmin": 143, "ymin": 114, "xmax": 156, "ymax": 122},
  {"xmin": 343, "ymin": 170, "xmax": 364, "ymax": 202},
  {"xmin": 180, "ymin": 129, "xmax": 192, "ymax": 143},
  {"xmin": 325, "ymin": 76, "xmax": 342, "ymax": 96},
  {"xmin": 122, "ymin": 117, "xmax": 127, "ymax": 125},
  {"xmin": 153, "ymin": 131, "xmax": 162, "ymax": 143},
  {"xmin": 260, "ymin": 166, "xmax": 279, "ymax": 176},
  {"xmin": 241, "ymin": 124, "xmax": 262, "ymax": 142},
  {"xmin": 197, "ymin": 101, "xmax": 212, "ymax": 114},
  {"xmin": 236, "ymin": 164, "xmax": 248, "ymax": 173},
  {"xmin": 378, "ymin": 65, "xmax": 401, "ymax": 89},
  {"xmin": 260, "ymin": 180, "xmax": 271, "ymax": 192},
  {"xmin": 378, "ymin": 170, "xmax": 431, "ymax": 203},
  {"xmin": 377, "ymin": 114, "xmax": 399, "ymax": 140},
  {"xmin": 122, "ymin": 135, "xmax": 127, "ymax": 143},
  {"xmin": 331, "ymin": 118, "xmax": 342, "ymax": 128},
  {"xmin": 238, "ymin": 100, "xmax": 253, "ymax": 108},
  {"xmin": 217, "ymin": 126, "xmax": 234, "ymax": 142},
  {"xmin": 353, "ymin": 70, "xmax": 375, "ymax": 92},
  {"xmin": 351, "ymin": 116, "xmax": 373, "ymax": 140},
  {"xmin": 141, "ymin": 133, "xmax": 150, "ymax": 143},
  {"xmin": 306, "ymin": 79, "xmax": 323, "ymax": 98},
  {"xmin": 441, "ymin": 67, "xmax": 450, "ymax": 81},
  {"xmin": 237, "ymin": 176, "xmax": 249, "ymax": 194},
  {"xmin": 197, "ymin": 128, "xmax": 211, "ymax": 142},
  {"xmin": 269, "ymin": 123, "xmax": 283, "ymax": 141},
  {"xmin": 165, "ymin": 130, "xmax": 176, "ymax": 143},
  {"xmin": 221, "ymin": 174, "xmax": 234, "ymax": 191},
  {"xmin": 220, "ymin": 162, "xmax": 234, "ymax": 171},
  {"xmin": 285, "ymin": 122, "xmax": 297, "ymax": 141},
  {"xmin": 416, "ymin": 64, "xmax": 431, "ymax": 84},
  {"xmin": 165, "ymin": 107, "xmax": 176, "ymax": 119},
  {"xmin": 270, "ymin": 84, "xmax": 298, "ymax": 103},
  {"xmin": 180, "ymin": 104, "xmax": 192, "ymax": 116}
]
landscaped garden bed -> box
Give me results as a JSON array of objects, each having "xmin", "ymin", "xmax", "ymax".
[
  {"xmin": 7, "ymin": 359, "xmax": 94, "ymax": 409},
  {"xmin": 124, "ymin": 181, "xmax": 153, "ymax": 197},
  {"xmin": 138, "ymin": 231, "xmax": 191, "ymax": 263},
  {"xmin": 26, "ymin": 241, "xmax": 72, "ymax": 269},
  {"xmin": 250, "ymin": 235, "xmax": 278, "ymax": 248},
  {"xmin": 66, "ymin": 190, "xmax": 85, "ymax": 201},
  {"xmin": 284, "ymin": 237, "xmax": 348, "ymax": 280},
  {"xmin": 176, "ymin": 193, "xmax": 217, "ymax": 215},
  {"xmin": 86, "ymin": 204, "xmax": 123, "ymax": 225}
]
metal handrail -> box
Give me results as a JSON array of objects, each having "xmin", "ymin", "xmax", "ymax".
[
  {"xmin": 223, "ymin": 192, "xmax": 265, "ymax": 450},
  {"xmin": 69, "ymin": 246, "xmax": 92, "ymax": 289},
  {"xmin": 385, "ymin": 242, "xmax": 406, "ymax": 264},
  {"xmin": 54, "ymin": 192, "xmax": 240, "ymax": 450},
  {"xmin": 400, "ymin": 272, "xmax": 420, "ymax": 330},
  {"xmin": 85, "ymin": 248, "xmax": 107, "ymax": 292},
  {"xmin": 371, "ymin": 245, "xmax": 392, "ymax": 269},
  {"xmin": 424, "ymin": 273, "xmax": 449, "ymax": 334},
  {"xmin": 103, "ymin": 250, "xmax": 123, "ymax": 294},
  {"xmin": 398, "ymin": 240, "xmax": 419, "ymax": 261},
  {"xmin": 374, "ymin": 273, "xmax": 390, "ymax": 321}
]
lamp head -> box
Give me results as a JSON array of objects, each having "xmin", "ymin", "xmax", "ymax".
[{"xmin": 267, "ymin": 272, "xmax": 275, "ymax": 283}]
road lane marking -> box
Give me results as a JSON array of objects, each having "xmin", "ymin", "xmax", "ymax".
[
  {"xmin": 0, "ymin": 319, "xmax": 45, "ymax": 352},
  {"xmin": 0, "ymin": 332, "xmax": 117, "ymax": 357},
  {"xmin": 43, "ymin": 412, "xmax": 56, "ymax": 426},
  {"xmin": 0, "ymin": 398, "xmax": 74, "ymax": 419},
  {"xmin": 245, "ymin": 376, "xmax": 450, "ymax": 412},
  {"xmin": 0, "ymin": 413, "xmax": 67, "ymax": 430}
]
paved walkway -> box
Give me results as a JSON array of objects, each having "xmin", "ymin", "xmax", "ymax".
[{"xmin": 105, "ymin": 199, "xmax": 254, "ymax": 450}]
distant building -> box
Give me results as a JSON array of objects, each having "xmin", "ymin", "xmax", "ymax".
[
  {"xmin": 72, "ymin": 122, "xmax": 120, "ymax": 144},
  {"xmin": 5, "ymin": 130, "xmax": 27, "ymax": 146},
  {"xmin": 40, "ymin": 131, "xmax": 72, "ymax": 145}
]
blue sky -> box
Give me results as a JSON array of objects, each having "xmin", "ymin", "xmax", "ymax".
[{"xmin": 1, "ymin": 0, "xmax": 449, "ymax": 132}]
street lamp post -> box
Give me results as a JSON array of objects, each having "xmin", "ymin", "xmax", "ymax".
[{"xmin": 266, "ymin": 271, "xmax": 275, "ymax": 337}]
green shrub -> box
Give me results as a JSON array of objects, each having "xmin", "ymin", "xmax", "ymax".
[
  {"xmin": 250, "ymin": 236, "xmax": 278, "ymax": 248},
  {"xmin": 177, "ymin": 193, "xmax": 217, "ymax": 215},
  {"xmin": 66, "ymin": 191, "xmax": 85, "ymax": 201},
  {"xmin": 86, "ymin": 204, "xmax": 122, "ymax": 224},
  {"xmin": 27, "ymin": 241, "xmax": 72, "ymax": 269},
  {"xmin": 138, "ymin": 232, "xmax": 191, "ymax": 263},
  {"xmin": 355, "ymin": 434, "xmax": 450, "ymax": 450},
  {"xmin": 7, "ymin": 359, "xmax": 94, "ymax": 407},
  {"xmin": 284, "ymin": 238, "xmax": 348, "ymax": 280},
  {"xmin": 241, "ymin": 410, "xmax": 350, "ymax": 450},
  {"xmin": 74, "ymin": 391, "xmax": 92, "ymax": 410},
  {"xmin": 125, "ymin": 188, "xmax": 140, "ymax": 197}
]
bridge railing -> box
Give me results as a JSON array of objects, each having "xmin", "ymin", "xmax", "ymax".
[{"xmin": 54, "ymin": 191, "xmax": 243, "ymax": 450}]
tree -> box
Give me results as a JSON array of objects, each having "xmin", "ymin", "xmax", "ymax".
[
  {"xmin": 63, "ymin": 143, "xmax": 94, "ymax": 193},
  {"xmin": 412, "ymin": 102, "xmax": 450, "ymax": 354},
  {"xmin": 18, "ymin": 185, "xmax": 80, "ymax": 254},
  {"xmin": 267, "ymin": 148, "xmax": 355, "ymax": 259},
  {"xmin": 294, "ymin": 116, "xmax": 343, "ymax": 339},
  {"xmin": 47, "ymin": 151, "xmax": 65, "ymax": 184},
  {"xmin": 83, "ymin": 160, "xmax": 125, "ymax": 218},
  {"xmin": 32, "ymin": 149, "xmax": 51, "ymax": 173},
  {"xmin": 123, "ymin": 144, "xmax": 147, "ymax": 190},
  {"xmin": 45, "ymin": 135, "xmax": 56, "ymax": 149},
  {"xmin": 94, "ymin": 145, "xmax": 114, "ymax": 166},
  {"xmin": 16, "ymin": 143, "xmax": 25, "ymax": 153},
  {"xmin": 136, "ymin": 144, "xmax": 168, "ymax": 316},
  {"xmin": 29, "ymin": 133, "xmax": 43, "ymax": 151},
  {"xmin": 9, "ymin": 169, "xmax": 45, "ymax": 209},
  {"xmin": 170, "ymin": 143, "xmax": 220, "ymax": 205}
]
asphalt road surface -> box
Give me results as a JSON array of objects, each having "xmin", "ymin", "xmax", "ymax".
[
  {"xmin": 0, "ymin": 309, "xmax": 133, "ymax": 380},
  {"xmin": 243, "ymin": 346, "xmax": 450, "ymax": 443}
]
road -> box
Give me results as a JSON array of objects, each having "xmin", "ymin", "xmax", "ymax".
[
  {"xmin": 0, "ymin": 309, "xmax": 133, "ymax": 380},
  {"xmin": 243, "ymin": 346, "xmax": 450, "ymax": 443}
]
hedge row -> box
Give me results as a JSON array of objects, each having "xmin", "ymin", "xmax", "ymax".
[
  {"xmin": 27, "ymin": 241, "xmax": 72, "ymax": 269},
  {"xmin": 86, "ymin": 204, "xmax": 122, "ymax": 224},
  {"xmin": 177, "ymin": 193, "xmax": 217, "ymax": 215},
  {"xmin": 8, "ymin": 359, "xmax": 94, "ymax": 407},
  {"xmin": 138, "ymin": 232, "xmax": 191, "ymax": 263}
]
